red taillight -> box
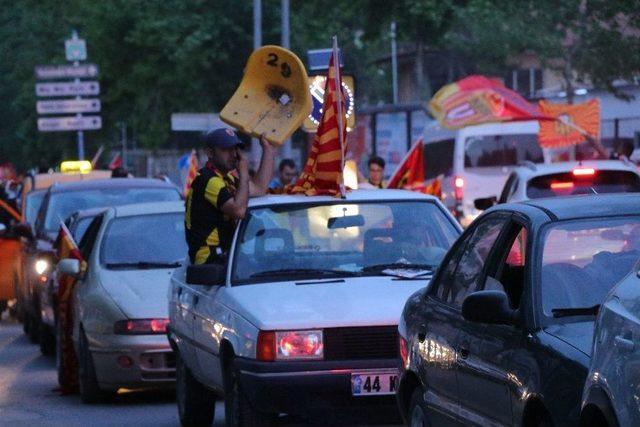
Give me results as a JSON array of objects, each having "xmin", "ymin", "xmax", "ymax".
[
  {"xmin": 399, "ymin": 335, "xmax": 408, "ymax": 365},
  {"xmin": 257, "ymin": 331, "xmax": 276, "ymax": 361},
  {"xmin": 454, "ymin": 176, "xmax": 464, "ymax": 201},
  {"xmin": 113, "ymin": 318, "xmax": 170, "ymax": 335},
  {"xmin": 573, "ymin": 167, "xmax": 596, "ymax": 177},
  {"xmin": 550, "ymin": 182, "xmax": 575, "ymax": 190}
]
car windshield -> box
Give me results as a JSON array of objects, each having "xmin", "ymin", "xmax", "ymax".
[
  {"xmin": 25, "ymin": 191, "xmax": 45, "ymax": 226},
  {"xmin": 527, "ymin": 170, "xmax": 640, "ymax": 199},
  {"xmin": 44, "ymin": 187, "xmax": 181, "ymax": 232},
  {"xmin": 101, "ymin": 213, "xmax": 187, "ymax": 268},
  {"xmin": 540, "ymin": 217, "xmax": 640, "ymax": 318},
  {"xmin": 232, "ymin": 201, "xmax": 459, "ymax": 284},
  {"xmin": 465, "ymin": 134, "xmax": 543, "ymax": 168}
]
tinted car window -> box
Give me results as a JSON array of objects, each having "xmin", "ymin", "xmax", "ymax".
[
  {"xmin": 437, "ymin": 217, "xmax": 505, "ymax": 306},
  {"xmin": 527, "ymin": 170, "xmax": 640, "ymax": 199},
  {"xmin": 465, "ymin": 134, "xmax": 543, "ymax": 168},
  {"xmin": 44, "ymin": 187, "xmax": 180, "ymax": 232},
  {"xmin": 424, "ymin": 139, "xmax": 454, "ymax": 180},
  {"xmin": 541, "ymin": 217, "xmax": 640, "ymax": 317}
]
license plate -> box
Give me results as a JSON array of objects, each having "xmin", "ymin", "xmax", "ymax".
[{"xmin": 351, "ymin": 370, "xmax": 399, "ymax": 396}]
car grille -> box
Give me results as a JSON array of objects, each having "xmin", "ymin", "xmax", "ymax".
[{"xmin": 323, "ymin": 326, "xmax": 398, "ymax": 360}]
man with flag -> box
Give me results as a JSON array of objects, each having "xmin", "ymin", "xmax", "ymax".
[{"xmin": 56, "ymin": 221, "xmax": 85, "ymax": 393}]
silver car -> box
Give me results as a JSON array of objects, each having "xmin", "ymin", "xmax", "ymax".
[
  {"xmin": 582, "ymin": 259, "xmax": 640, "ymax": 427},
  {"xmin": 58, "ymin": 201, "xmax": 187, "ymax": 403}
]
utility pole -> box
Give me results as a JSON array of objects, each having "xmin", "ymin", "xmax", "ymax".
[
  {"xmin": 281, "ymin": 0, "xmax": 292, "ymax": 159},
  {"xmin": 71, "ymin": 30, "xmax": 85, "ymax": 159},
  {"xmin": 251, "ymin": 0, "xmax": 263, "ymax": 168},
  {"xmin": 390, "ymin": 21, "xmax": 399, "ymax": 104},
  {"xmin": 118, "ymin": 121, "xmax": 127, "ymax": 168}
]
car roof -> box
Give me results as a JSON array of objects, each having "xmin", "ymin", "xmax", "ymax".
[
  {"xmin": 247, "ymin": 189, "xmax": 440, "ymax": 208},
  {"xmin": 48, "ymin": 178, "xmax": 179, "ymax": 193},
  {"xmin": 513, "ymin": 160, "xmax": 638, "ymax": 180},
  {"xmin": 518, "ymin": 193, "xmax": 640, "ymax": 221},
  {"xmin": 111, "ymin": 201, "xmax": 185, "ymax": 218}
]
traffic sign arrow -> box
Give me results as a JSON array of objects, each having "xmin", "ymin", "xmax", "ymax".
[
  {"xmin": 35, "ymin": 64, "xmax": 99, "ymax": 79},
  {"xmin": 35, "ymin": 81, "xmax": 100, "ymax": 97},
  {"xmin": 37, "ymin": 116, "xmax": 102, "ymax": 132},
  {"xmin": 36, "ymin": 99, "xmax": 101, "ymax": 114}
]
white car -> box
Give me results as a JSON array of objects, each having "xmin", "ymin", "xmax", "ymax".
[
  {"xmin": 167, "ymin": 189, "xmax": 461, "ymax": 426},
  {"xmin": 582, "ymin": 259, "xmax": 640, "ymax": 427},
  {"xmin": 58, "ymin": 201, "xmax": 187, "ymax": 402},
  {"xmin": 474, "ymin": 159, "xmax": 640, "ymax": 210}
]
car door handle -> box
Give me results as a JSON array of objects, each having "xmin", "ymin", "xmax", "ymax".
[
  {"xmin": 614, "ymin": 335, "xmax": 635, "ymax": 352},
  {"xmin": 458, "ymin": 347, "xmax": 469, "ymax": 359}
]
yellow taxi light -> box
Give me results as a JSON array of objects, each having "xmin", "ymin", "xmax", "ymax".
[{"xmin": 60, "ymin": 160, "xmax": 92, "ymax": 174}]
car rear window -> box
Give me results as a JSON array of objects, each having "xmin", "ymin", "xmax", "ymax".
[
  {"xmin": 527, "ymin": 170, "xmax": 640, "ymax": 199},
  {"xmin": 465, "ymin": 134, "xmax": 543, "ymax": 168},
  {"xmin": 424, "ymin": 139, "xmax": 454, "ymax": 179}
]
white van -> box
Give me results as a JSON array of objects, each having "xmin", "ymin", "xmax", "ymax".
[{"xmin": 423, "ymin": 120, "xmax": 562, "ymax": 226}]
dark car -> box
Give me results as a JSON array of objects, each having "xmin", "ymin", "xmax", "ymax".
[
  {"xmin": 17, "ymin": 178, "xmax": 182, "ymax": 349},
  {"xmin": 397, "ymin": 194, "xmax": 640, "ymax": 426}
]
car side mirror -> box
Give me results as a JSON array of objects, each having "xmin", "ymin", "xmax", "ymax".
[
  {"xmin": 462, "ymin": 290, "xmax": 515, "ymax": 325},
  {"xmin": 13, "ymin": 223, "xmax": 34, "ymax": 240},
  {"xmin": 57, "ymin": 258, "xmax": 81, "ymax": 278},
  {"xmin": 474, "ymin": 196, "xmax": 497, "ymax": 211},
  {"xmin": 186, "ymin": 264, "xmax": 226, "ymax": 286}
]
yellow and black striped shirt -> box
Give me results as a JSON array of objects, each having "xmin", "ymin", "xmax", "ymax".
[{"xmin": 185, "ymin": 165, "xmax": 238, "ymax": 265}]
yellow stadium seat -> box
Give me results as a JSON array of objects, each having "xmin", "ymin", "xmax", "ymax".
[{"xmin": 220, "ymin": 46, "xmax": 312, "ymax": 146}]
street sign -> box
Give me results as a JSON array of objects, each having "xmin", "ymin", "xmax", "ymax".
[
  {"xmin": 36, "ymin": 99, "xmax": 101, "ymax": 114},
  {"xmin": 65, "ymin": 38, "xmax": 87, "ymax": 61},
  {"xmin": 35, "ymin": 64, "xmax": 98, "ymax": 79},
  {"xmin": 171, "ymin": 113, "xmax": 225, "ymax": 131},
  {"xmin": 36, "ymin": 81, "xmax": 100, "ymax": 97},
  {"xmin": 37, "ymin": 116, "xmax": 102, "ymax": 132},
  {"xmin": 307, "ymin": 48, "xmax": 344, "ymax": 71},
  {"xmin": 303, "ymin": 75, "xmax": 355, "ymax": 132}
]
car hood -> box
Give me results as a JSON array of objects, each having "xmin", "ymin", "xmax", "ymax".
[
  {"xmin": 543, "ymin": 321, "xmax": 595, "ymax": 357},
  {"xmin": 220, "ymin": 277, "xmax": 429, "ymax": 330},
  {"xmin": 99, "ymin": 268, "xmax": 174, "ymax": 319}
]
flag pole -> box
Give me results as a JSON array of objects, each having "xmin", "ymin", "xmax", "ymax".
[{"xmin": 332, "ymin": 36, "xmax": 346, "ymax": 198}]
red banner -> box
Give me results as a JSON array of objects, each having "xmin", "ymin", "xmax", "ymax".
[{"xmin": 538, "ymin": 99, "xmax": 600, "ymax": 148}]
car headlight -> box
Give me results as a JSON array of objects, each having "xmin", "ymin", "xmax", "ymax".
[
  {"xmin": 257, "ymin": 330, "xmax": 324, "ymax": 361},
  {"xmin": 34, "ymin": 259, "xmax": 49, "ymax": 275}
]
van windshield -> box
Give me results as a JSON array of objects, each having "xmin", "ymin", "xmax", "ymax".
[{"xmin": 465, "ymin": 134, "xmax": 543, "ymax": 168}]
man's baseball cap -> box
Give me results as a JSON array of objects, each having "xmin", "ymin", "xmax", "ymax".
[{"xmin": 203, "ymin": 128, "xmax": 244, "ymax": 149}]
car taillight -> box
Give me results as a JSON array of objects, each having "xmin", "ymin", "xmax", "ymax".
[
  {"xmin": 399, "ymin": 335, "xmax": 409, "ymax": 366},
  {"xmin": 113, "ymin": 318, "xmax": 170, "ymax": 335},
  {"xmin": 257, "ymin": 330, "xmax": 323, "ymax": 361},
  {"xmin": 454, "ymin": 176, "xmax": 464, "ymax": 201},
  {"xmin": 573, "ymin": 167, "xmax": 596, "ymax": 177}
]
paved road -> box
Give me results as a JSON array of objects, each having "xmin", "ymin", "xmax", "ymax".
[
  {"xmin": 0, "ymin": 316, "xmax": 225, "ymax": 427},
  {"xmin": 0, "ymin": 315, "xmax": 402, "ymax": 427}
]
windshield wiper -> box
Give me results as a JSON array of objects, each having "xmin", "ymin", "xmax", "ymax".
[
  {"xmin": 106, "ymin": 261, "xmax": 182, "ymax": 270},
  {"xmin": 362, "ymin": 263, "xmax": 436, "ymax": 273},
  {"xmin": 250, "ymin": 268, "xmax": 359, "ymax": 278},
  {"xmin": 551, "ymin": 304, "xmax": 600, "ymax": 318}
]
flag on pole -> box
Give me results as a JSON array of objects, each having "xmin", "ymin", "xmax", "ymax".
[
  {"xmin": 288, "ymin": 37, "xmax": 347, "ymax": 196},
  {"xmin": 55, "ymin": 221, "xmax": 85, "ymax": 394},
  {"xmin": 183, "ymin": 150, "xmax": 199, "ymax": 197},
  {"xmin": 108, "ymin": 152, "xmax": 122, "ymax": 170},
  {"xmin": 538, "ymin": 99, "xmax": 600, "ymax": 148},
  {"xmin": 387, "ymin": 140, "xmax": 443, "ymax": 198}
]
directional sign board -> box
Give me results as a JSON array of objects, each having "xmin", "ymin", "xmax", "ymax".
[
  {"xmin": 36, "ymin": 81, "xmax": 100, "ymax": 97},
  {"xmin": 35, "ymin": 64, "xmax": 98, "ymax": 79},
  {"xmin": 36, "ymin": 99, "xmax": 101, "ymax": 114},
  {"xmin": 171, "ymin": 113, "xmax": 225, "ymax": 131},
  {"xmin": 65, "ymin": 38, "xmax": 87, "ymax": 61},
  {"xmin": 38, "ymin": 116, "xmax": 102, "ymax": 132}
]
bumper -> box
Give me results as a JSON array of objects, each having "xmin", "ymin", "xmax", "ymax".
[
  {"xmin": 87, "ymin": 333, "xmax": 175, "ymax": 390},
  {"xmin": 235, "ymin": 357, "xmax": 401, "ymax": 421}
]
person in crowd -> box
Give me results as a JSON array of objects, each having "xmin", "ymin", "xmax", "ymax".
[
  {"xmin": 185, "ymin": 128, "xmax": 275, "ymax": 265},
  {"xmin": 360, "ymin": 156, "xmax": 386, "ymax": 189},
  {"xmin": 268, "ymin": 159, "xmax": 297, "ymax": 190}
]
